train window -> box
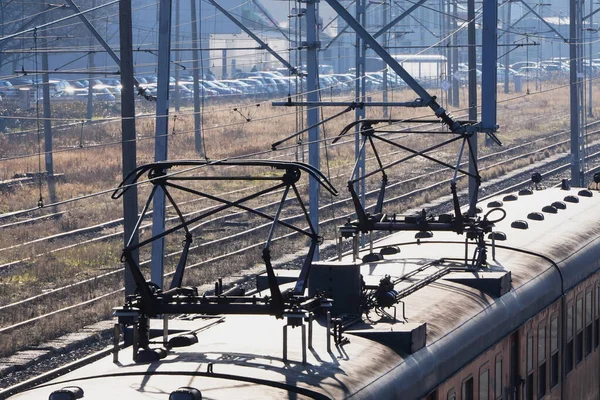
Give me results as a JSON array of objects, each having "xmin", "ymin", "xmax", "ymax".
[
  {"xmin": 527, "ymin": 333, "xmax": 534, "ymax": 400},
  {"xmin": 576, "ymin": 297, "xmax": 584, "ymax": 365},
  {"xmin": 550, "ymin": 316, "xmax": 559, "ymax": 388},
  {"xmin": 479, "ymin": 368, "xmax": 489, "ymax": 400},
  {"xmin": 426, "ymin": 390, "xmax": 438, "ymax": 400},
  {"xmin": 462, "ymin": 376, "xmax": 474, "ymax": 400},
  {"xmin": 586, "ymin": 290, "xmax": 593, "ymax": 356},
  {"xmin": 527, "ymin": 333, "xmax": 534, "ymax": 373},
  {"xmin": 577, "ymin": 297, "xmax": 583, "ymax": 332},
  {"xmin": 567, "ymin": 303, "xmax": 573, "ymax": 340},
  {"xmin": 566, "ymin": 304, "xmax": 574, "ymax": 374},
  {"xmin": 538, "ymin": 323, "xmax": 546, "ymax": 362},
  {"xmin": 596, "ymin": 283, "xmax": 600, "ymax": 318},
  {"xmin": 538, "ymin": 324, "xmax": 547, "ymax": 398},
  {"xmin": 448, "ymin": 388, "xmax": 456, "ymax": 400},
  {"xmin": 586, "ymin": 290, "xmax": 593, "ymax": 323},
  {"xmin": 495, "ymin": 355, "xmax": 502, "ymax": 399},
  {"xmin": 594, "ymin": 285, "xmax": 600, "ymax": 347}
]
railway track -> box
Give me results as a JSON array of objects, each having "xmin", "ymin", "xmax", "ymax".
[
  {"xmin": 2, "ymin": 126, "xmax": 600, "ymax": 342},
  {"xmin": 0, "ymin": 118, "xmax": 587, "ymax": 254},
  {"xmin": 1, "ymin": 80, "xmax": 599, "ymax": 356}
]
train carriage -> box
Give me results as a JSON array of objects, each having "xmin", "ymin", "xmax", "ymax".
[{"xmin": 5, "ymin": 184, "xmax": 600, "ymax": 399}]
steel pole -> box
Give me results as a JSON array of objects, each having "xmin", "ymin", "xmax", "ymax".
[
  {"xmin": 306, "ymin": 0, "xmax": 320, "ymax": 260},
  {"xmin": 355, "ymin": 0, "xmax": 366, "ymax": 241},
  {"xmin": 570, "ymin": 0, "xmax": 585, "ymax": 186},
  {"xmin": 503, "ymin": 0, "xmax": 512, "ymax": 94},
  {"xmin": 588, "ymin": 4, "xmax": 593, "ymax": 118},
  {"xmin": 40, "ymin": 3, "xmax": 57, "ymax": 207},
  {"xmin": 151, "ymin": 0, "xmax": 173, "ymax": 288},
  {"xmin": 382, "ymin": 1, "xmax": 388, "ymax": 118},
  {"xmin": 86, "ymin": 0, "xmax": 96, "ymax": 122},
  {"xmin": 467, "ymin": 0, "xmax": 478, "ymax": 216},
  {"xmin": 190, "ymin": 0, "xmax": 203, "ymax": 155},
  {"xmin": 119, "ymin": 0, "xmax": 138, "ymax": 296},
  {"xmin": 452, "ymin": 1, "xmax": 459, "ymax": 107},
  {"xmin": 481, "ymin": 0, "xmax": 498, "ymax": 133},
  {"xmin": 174, "ymin": 0, "xmax": 181, "ymax": 112}
]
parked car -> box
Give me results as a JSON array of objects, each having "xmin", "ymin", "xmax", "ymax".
[
  {"xmin": 453, "ymin": 68, "xmax": 482, "ymax": 85},
  {"xmin": 515, "ymin": 66, "xmax": 547, "ymax": 80},
  {"xmin": 0, "ymin": 80, "xmax": 17, "ymax": 99},
  {"xmin": 92, "ymin": 86, "xmax": 117, "ymax": 101},
  {"xmin": 496, "ymin": 67, "xmax": 522, "ymax": 83},
  {"xmin": 50, "ymin": 89, "xmax": 88, "ymax": 102},
  {"xmin": 509, "ymin": 61, "xmax": 538, "ymax": 71},
  {"xmin": 179, "ymin": 82, "xmax": 218, "ymax": 97},
  {"xmin": 46, "ymin": 80, "xmax": 74, "ymax": 96},
  {"xmin": 201, "ymin": 80, "xmax": 235, "ymax": 96},
  {"xmin": 220, "ymin": 80, "xmax": 255, "ymax": 95},
  {"xmin": 7, "ymin": 77, "xmax": 34, "ymax": 90},
  {"xmin": 238, "ymin": 78, "xmax": 268, "ymax": 95}
]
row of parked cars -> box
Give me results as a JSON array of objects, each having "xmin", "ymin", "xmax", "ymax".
[
  {"xmin": 0, "ymin": 70, "xmax": 407, "ymax": 105},
  {"xmin": 454, "ymin": 58, "xmax": 600, "ymax": 86},
  {"xmin": 0, "ymin": 77, "xmax": 119, "ymax": 103},
  {"xmin": 156, "ymin": 70, "xmax": 400, "ymax": 100},
  {"xmin": 2, "ymin": 59, "xmax": 597, "ymax": 105}
]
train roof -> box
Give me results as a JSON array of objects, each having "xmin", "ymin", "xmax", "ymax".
[{"xmin": 8, "ymin": 187, "xmax": 600, "ymax": 399}]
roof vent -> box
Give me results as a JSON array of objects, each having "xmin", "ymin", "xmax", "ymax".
[
  {"xmin": 518, "ymin": 188, "xmax": 534, "ymax": 196},
  {"xmin": 362, "ymin": 253, "xmax": 382, "ymax": 263},
  {"xmin": 551, "ymin": 201, "xmax": 567, "ymax": 210},
  {"xmin": 170, "ymin": 387, "xmax": 203, "ymax": 400},
  {"xmin": 135, "ymin": 348, "xmax": 167, "ymax": 363},
  {"xmin": 578, "ymin": 189, "xmax": 593, "ymax": 197},
  {"xmin": 488, "ymin": 231, "xmax": 507, "ymax": 241},
  {"xmin": 168, "ymin": 333, "xmax": 198, "ymax": 348},
  {"xmin": 503, "ymin": 194, "xmax": 518, "ymax": 202},
  {"xmin": 527, "ymin": 212, "xmax": 544, "ymax": 221},
  {"xmin": 487, "ymin": 200, "xmax": 503, "ymax": 208},
  {"xmin": 415, "ymin": 231, "xmax": 433, "ymax": 239},
  {"xmin": 564, "ymin": 195, "xmax": 579, "ymax": 203},
  {"xmin": 49, "ymin": 387, "xmax": 84, "ymax": 400},
  {"xmin": 380, "ymin": 246, "xmax": 400, "ymax": 256},
  {"xmin": 511, "ymin": 220, "xmax": 529, "ymax": 229},
  {"xmin": 542, "ymin": 205, "xmax": 558, "ymax": 214}
]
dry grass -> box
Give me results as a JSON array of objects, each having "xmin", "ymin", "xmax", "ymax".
[{"xmin": 0, "ymin": 79, "xmax": 597, "ymax": 356}]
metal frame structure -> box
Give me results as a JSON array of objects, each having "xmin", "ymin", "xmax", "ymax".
[
  {"xmin": 331, "ymin": 115, "xmax": 507, "ymax": 270},
  {"xmin": 112, "ymin": 160, "xmax": 337, "ymax": 354}
]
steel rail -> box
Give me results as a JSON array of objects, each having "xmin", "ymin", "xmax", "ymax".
[
  {"xmin": 1, "ymin": 125, "xmax": 597, "ymax": 276},
  {"xmin": 3, "ymin": 115, "xmax": 600, "ymax": 329},
  {"xmin": 4, "ymin": 145, "xmax": 600, "ymax": 333}
]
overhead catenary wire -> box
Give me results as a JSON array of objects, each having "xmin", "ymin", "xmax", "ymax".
[{"xmin": 0, "ymin": 0, "xmax": 597, "ymax": 218}]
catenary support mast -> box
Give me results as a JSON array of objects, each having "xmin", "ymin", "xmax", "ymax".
[
  {"xmin": 150, "ymin": 0, "xmax": 173, "ymax": 288},
  {"xmin": 571, "ymin": 0, "xmax": 585, "ymax": 186},
  {"xmin": 119, "ymin": 0, "xmax": 138, "ymax": 296},
  {"xmin": 306, "ymin": 0, "xmax": 321, "ymax": 260}
]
